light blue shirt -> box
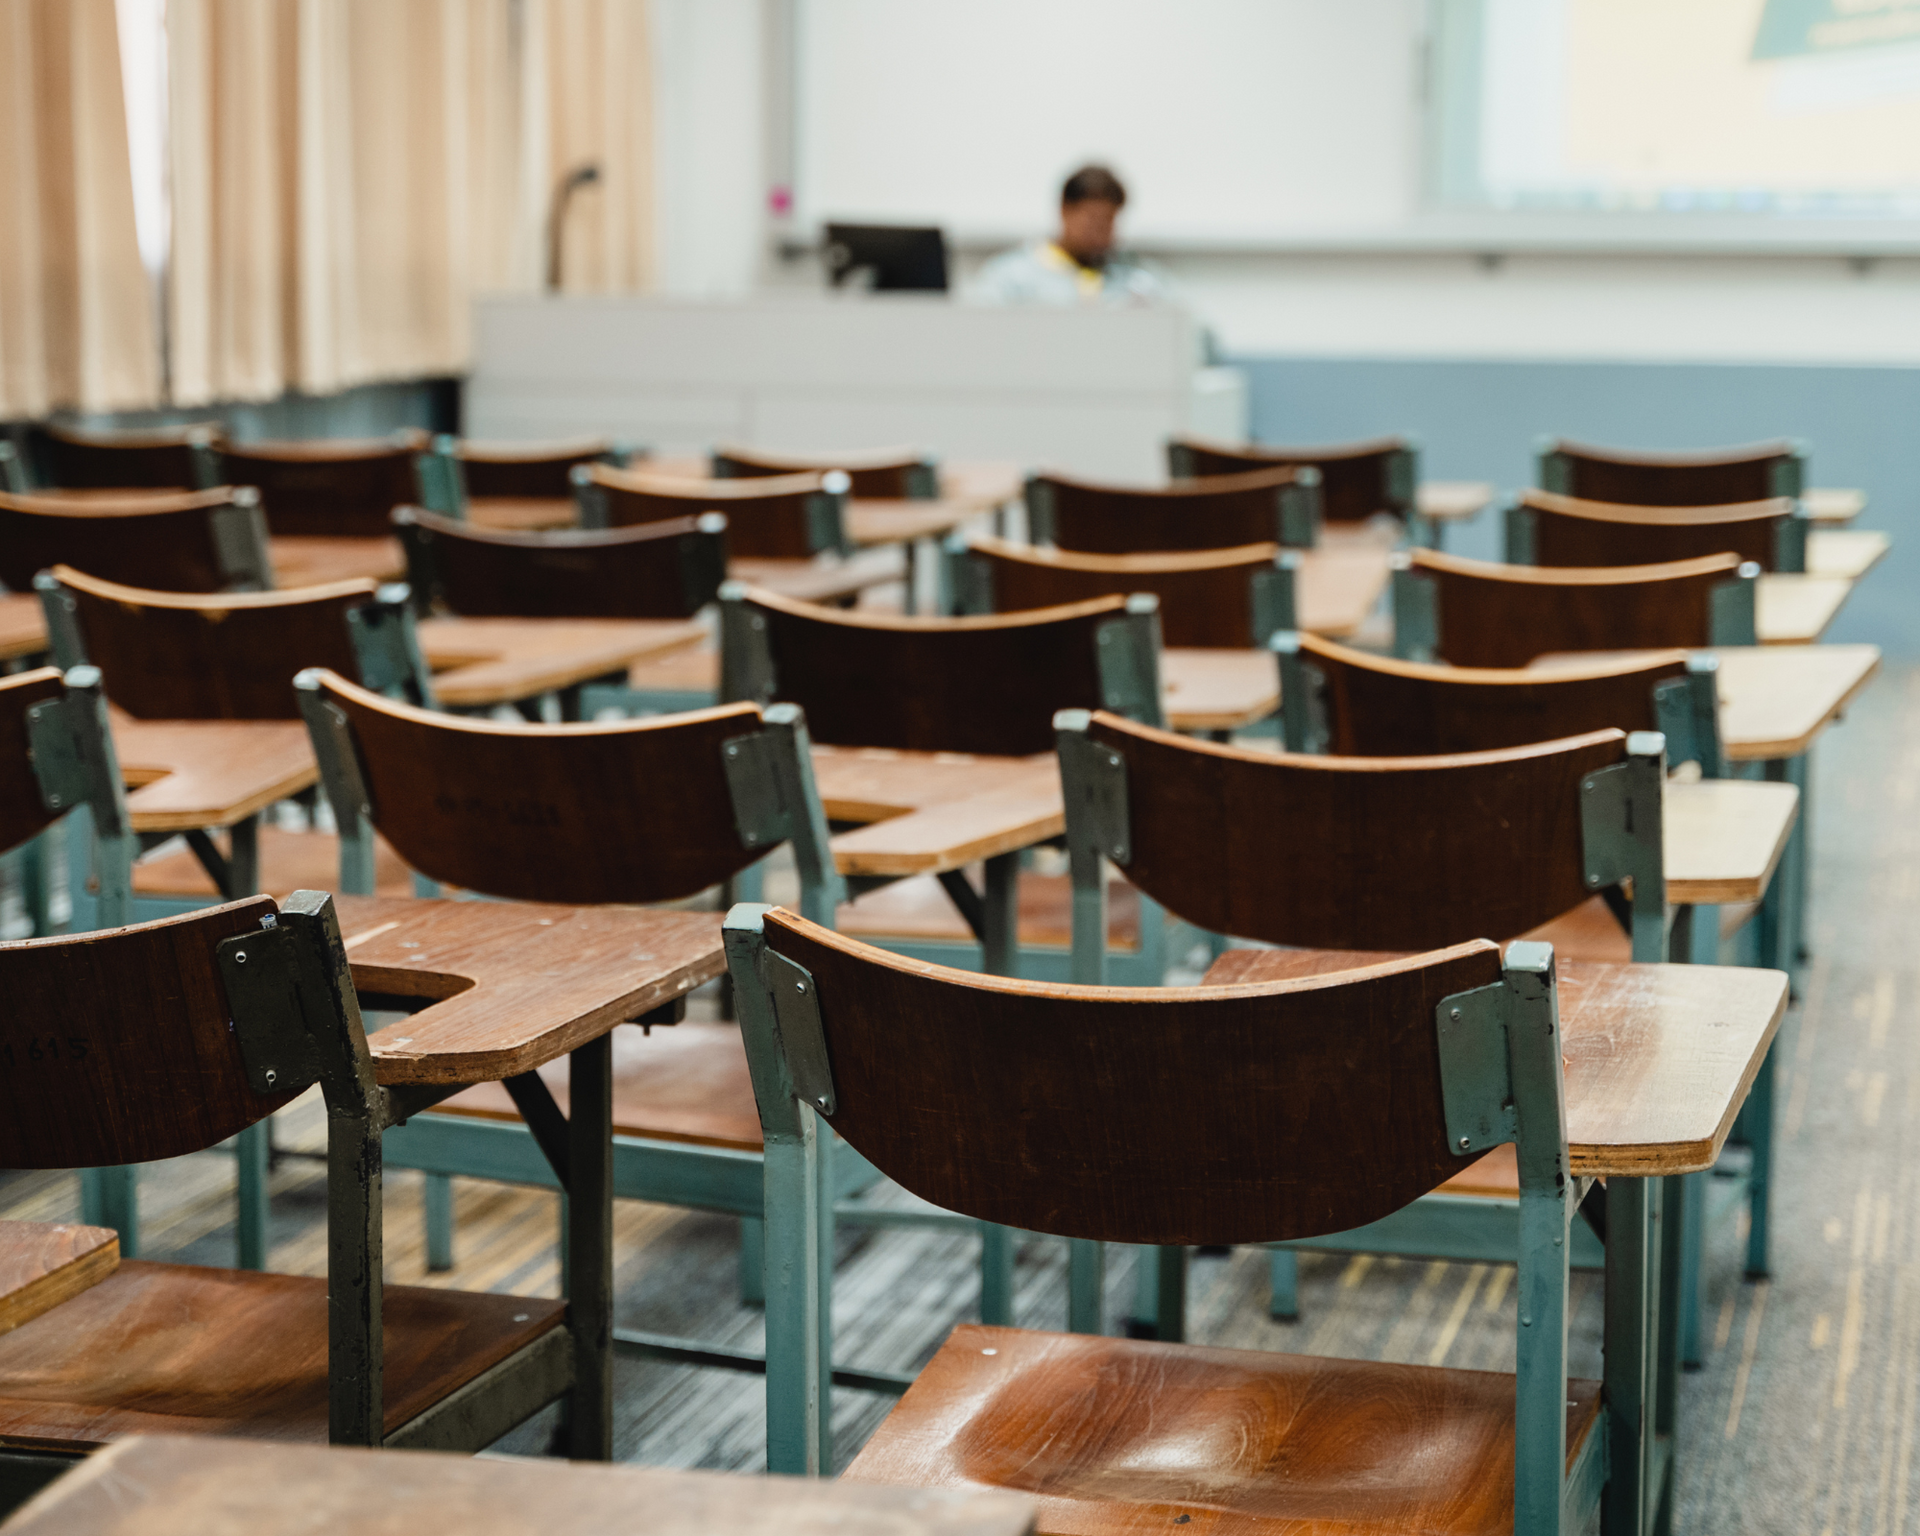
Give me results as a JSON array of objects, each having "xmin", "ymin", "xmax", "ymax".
[{"xmin": 970, "ymin": 241, "xmax": 1171, "ymax": 306}]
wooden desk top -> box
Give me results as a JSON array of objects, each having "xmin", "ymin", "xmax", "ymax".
[
  {"xmin": 1756, "ymin": 572, "xmax": 1856, "ymax": 645},
  {"xmin": 0, "ymin": 594, "xmax": 46, "ymax": 662},
  {"xmin": 846, "ymin": 500, "xmax": 979, "ymax": 549},
  {"xmin": 1161, "ymin": 649, "xmax": 1277, "ymax": 733},
  {"xmin": 465, "ymin": 495, "xmax": 576, "ymax": 532},
  {"xmin": 5, "ymin": 1435, "xmax": 1037, "ymax": 1536},
  {"xmin": 418, "ymin": 617, "xmax": 706, "ymax": 707},
  {"xmin": 816, "ymin": 748, "xmax": 1064, "ymax": 879},
  {"xmin": 1805, "ymin": 528, "xmax": 1889, "ymax": 581},
  {"xmin": 734, "ymin": 549, "xmax": 906, "ymax": 604},
  {"xmin": 1803, "ymin": 487, "xmax": 1865, "ymax": 524},
  {"xmin": 1414, "ymin": 481, "xmax": 1496, "ymax": 522},
  {"xmin": 269, "ymin": 536, "xmax": 402, "ymax": 588},
  {"xmin": 1714, "ymin": 644, "xmax": 1880, "ymax": 759},
  {"xmin": 113, "ymin": 716, "xmax": 317, "ymax": 833},
  {"xmin": 330, "ymin": 895, "xmax": 724, "ymax": 1086},
  {"xmin": 0, "ymin": 1223, "xmax": 117, "ymax": 1338},
  {"xmin": 1204, "ymin": 949, "xmax": 1785, "ymax": 1177},
  {"xmin": 1294, "ymin": 543, "xmax": 1393, "ymax": 637},
  {"xmin": 1663, "ymin": 777, "xmax": 1798, "ymax": 905}
]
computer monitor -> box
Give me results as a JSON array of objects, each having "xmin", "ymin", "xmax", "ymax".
[{"xmin": 823, "ymin": 224, "xmax": 949, "ymax": 292}]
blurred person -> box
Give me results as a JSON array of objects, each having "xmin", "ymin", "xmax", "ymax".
[{"xmin": 973, "ymin": 164, "xmax": 1168, "ymax": 305}]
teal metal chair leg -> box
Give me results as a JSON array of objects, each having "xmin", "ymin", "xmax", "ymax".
[
  {"xmin": 739, "ymin": 1214, "xmax": 766, "ymax": 1305},
  {"xmin": 815, "ymin": 1125, "xmax": 836, "ymax": 1472},
  {"xmin": 762, "ymin": 1117, "xmax": 825, "ymax": 1475},
  {"xmin": 1268, "ymin": 1246, "xmax": 1299, "ymax": 1320},
  {"xmin": 1603, "ymin": 1176, "xmax": 1656, "ymax": 1536},
  {"xmin": 1743, "ymin": 1039, "xmax": 1776, "ymax": 1279},
  {"xmin": 236, "ymin": 1122, "xmax": 271, "ymax": 1270},
  {"xmin": 79, "ymin": 1167, "xmax": 139, "ymax": 1258},
  {"xmin": 424, "ymin": 1172, "xmax": 455, "ymax": 1272},
  {"xmin": 979, "ymin": 1223, "xmax": 1014, "ymax": 1325},
  {"xmin": 1067, "ymin": 1238, "xmax": 1104, "ymax": 1335},
  {"xmin": 1676, "ymin": 1169, "xmax": 1706, "ymax": 1369}
]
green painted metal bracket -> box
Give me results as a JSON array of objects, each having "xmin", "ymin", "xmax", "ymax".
[
  {"xmin": 347, "ymin": 585, "xmax": 437, "ymax": 709},
  {"xmin": 208, "ymin": 487, "xmax": 274, "ymax": 591},
  {"xmin": 1024, "ymin": 475, "xmax": 1056, "ymax": 546},
  {"xmin": 1502, "ymin": 497, "xmax": 1537, "ymax": 565},
  {"xmin": 717, "ymin": 582, "xmax": 777, "ymax": 705},
  {"xmin": 1708, "ymin": 562, "xmax": 1761, "ymax": 647},
  {"xmin": 1276, "ymin": 466, "xmax": 1321, "ymax": 549},
  {"xmin": 1248, "ymin": 550, "xmax": 1300, "ymax": 645},
  {"xmin": 1095, "ymin": 593, "xmax": 1165, "ymax": 728},
  {"xmin": 1271, "ymin": 631, "xmax": 1328, "ymax": 754},
  {"xmin": 1580, "ymin": 732, "xmax": 1669, "ymax": 963},
  {"xmin": 805, "ymin": 470, "xmax": 852, "ymax": 557},
  {"xmin": 1389, "ymin": 554, "xmax": 1439, "ymax": 662},
  {"xmin": 30, "ymin": 573, "xmax": 88, "ymax": 671}
]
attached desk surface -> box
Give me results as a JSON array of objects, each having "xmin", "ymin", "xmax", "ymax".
[
  {"xmin": 2, "ymin": 1434, "xmax": 1038, "ymax": 1536},
  {"xmin": 1803, "ymin": 488, "xmax": 1866, "ymax": 524},
  {"xmin": 417, "ymin": 617, "xmax": 705, "ymax": 709},
  {"xmin": 0, "ymin": 1225, "xmax": 118, "ymax": 1339},
  {"xmin": 1413, "ymin": 481, "xmax": 1495, "ymax": 524},
  {"xmin": 113, "ymin": 716, "xmax": 317, "ymax": 835},
  {"xmin": 1756, "ymin": 573, "xmax": 1859, "ymax": 644},
  {"xmin": 0, "ymin": 597, "xmax": 47, "ymax": 662},
  {"xmin": 1805, "ymin": 528, "xmax": 1888, "ymax": 581}
]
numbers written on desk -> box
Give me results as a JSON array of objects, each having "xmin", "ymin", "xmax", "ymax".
[
  {"xmin": 433, "ymin": 792, "xmax": 561, "ymax": 829},
  {"xmin": 0, "ymin": 1037, "xmax": 90, "ymax": 1068}
]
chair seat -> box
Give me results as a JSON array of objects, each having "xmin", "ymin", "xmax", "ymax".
[
  {"xmin": 132, "ymin": 825, "xmax": 416, "ymax": 900},
  {"xmin": 0, "ymin": 1260, "xmax": 563, "ymax": 1450},
  {"xmin": 430, "ymin": 1022, "xmax": 762, "ymax": 1152},
  {"xmin": 845, "ymin": 1324, "xmax": 1603, "ymax": 1536},
  {"xmin": 839, "ymin": 872, "xmax": 1143, "ymax": 952}
]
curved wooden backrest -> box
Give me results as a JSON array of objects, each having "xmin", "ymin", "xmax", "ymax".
[
  {"xmin": 396, "ymin": 507, "xmax": 724, "ymax": 620},
  {"xmin": 1410, "ymin": 548, "xmax": 1744, "ymax": 668},
  {"xmin": 1541, "ymin": 437, "xmax": 1799, "ymax": 506},
  {"xmin": 1522, "ymin": 489, "xmax": 1791, "ymax": 570},
  {"xmin": 36, "ymin": 421, "xmax": 220, "ymax": 490},
  {"xmin": 310, "ymin": 670, "xmax": 769, "ymax": 902},
  {"xmin": 743, "ymin": 586, "xmax": 1124, "ymax": 755},
  {"xmin": 216, "ymin": 431, "xmax": 429, "ymax": 537},
  {"xmin": 589, "ymin": 465, "xmax": 829, "ymax": 559},
  {"xmin": 0, "ymin": 668, "xmax": 66, "ymax": 856},
  {"xmin": 760, "ymin": 907, "xmax": 1500, "ymax": 1244},
  {"xmin": 0, "ymin": 896, "xmax": 295, "ymax": 1168},
  {"xmin": 966, "ymin": 535, "xmax": 1271, "ymax": 648},
  {"xmin": 1168, "ymin": 433, "xmax": 1411, "ymax": 523},
  {"xmin": 0, "ymin": 486, "xmax": 264, "ymax": 594},
  {"xmin": 1085, "ymin": 710, "xmax": 1621, "ymax": 949},
  {"xmin": 457, "ymin": 437, "xmax": 616, "ymax": 499},
  {"xmin": 1294, "ymin": 631, "xmax": 1686, "ymax": 756},
  {"xmin": 712, "ymin": 444, "xmax": 927, "ymax": 499},
  {"xmin": 1036, "ymin": 466, "xmax": 1309, "ymax": 554},
  {"xmin": 54, "ymin": 565, "xmax": 374, "ymax": 719}
]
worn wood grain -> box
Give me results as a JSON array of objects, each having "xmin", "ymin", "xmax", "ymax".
[
  {"xmin": 1543, "ymin": 438, "xmax": 1798, "ymax": 506},
  {"xmin": 812, "ymin": 746, "xmax": 1065, "ymax": 878},
  {"xmin": 215, "ymin": 433, "xmax": 427, "ymax": 538},
  {"xmin": 0, "ymin": 1260, "xmax": 562, "ymax": 1449},
  {"xmin": 846, "ymin": 1323, "xmax": 1601, "ymax": 1535},
  {"xmin": 1167, "ymin": 434, "xmax": 1413, "ymax": 525},
  {"xmin": 0, "ymin": 488, "xmax": 259, "ymax": 593},
  {"xmin": 1038, "ymin": 466, "xmax": 1316, "ymax": 555},
  {"xmin": 112, "ymin": 716, "xmax": 318, "ymax": 832},
  {"xmin": 416, "ymin": 616, "xmax": 705, "ymax": 706},
  {"xmin": 0, "ymin": 1223, "xmax": 118, "ymax": 1336},
  {"xmin": 8, "ymin": 1434, "xmax": 1038, "ymax": 1535},
  {"xmin": 1522, "ymin": 489, "xmax": 1796, "ymax": 570},
  {"xmin": 1755, "ymin": 573, "xmax": 1856, "ymax": 645},
  {"xmin": 1662, "ymin": 778, "xmax": 1799, "ymax": 905}
]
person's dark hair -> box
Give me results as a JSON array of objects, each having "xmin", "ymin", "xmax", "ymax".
[{"xmin": 1062, "ymin": 165, "xmax": 1127, "ymax": 208}]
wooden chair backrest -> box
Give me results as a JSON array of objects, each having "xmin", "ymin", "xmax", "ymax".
[
  {"xmin": 757, "ymin": 907, "xmax": 1501, "ymax": 1244},
  {"xmin": 1540, "ymin": 437, "xmax": 1800, "ymax": 505},
  {"xmin": 1035, "ymin": 466, "xmax": 1311, "ymax": 554},
  {"xmin": 1409, "ymin": 548, "xmax": 1744, "ymax": 668},
  {"xmin": 737, "ymin": 586, "xmax": 1132, "ymax": 756},
  {"xmin": 1167, "ymin": 434, "xmax": 1412, "ymax": 523},
  {"xmin": 215, "ymin": 431, "xmax": 429, "ymax": 537},
  {"xmin": 1085, "ymin": 710, "xmax": 1622, "ymax": 949},
  {"xmin": 712, "ymin": 444, "xmax": 928, "ymax": 499},
  {"xmin": 457, "ymin": 437, "xmax": 616, "ymax": 499},
  {"xmin": 588, "ymin": 465, "xmax": 830, "ymax": 559},
  {"xmin": 0, "ymin": 668, "xmax": 66, "ymax": 856},
  {"xmin": 0, "ymin": 487, "xmax": 266, "ymax": 594},
  {"xmin": 36, "ymin": 421, "xmax": 220, "ymax": 490},
  {"xmin": 52, "ymin": 565, "xmax": 375, "ymax": 720},
  {"xmin": 1521, "ymin": 489, "xmax": 1792, "ymax": 570},
  {"xmin": 308, "ymin": 670, "xmax": 772, "ymax": 903},
  {"xmin": 1291, "ymin": 631, "xmax": 1686, "ymax": 756},
  {"xmin": 963, "ymin": 535, "xmax": 1273, "ymax": 648},
  {"xmin": 396, "ymin": 507, "xmax": 725, "ymax": 620},
  {"xmin": 0, "ymin": 896, "xmax": 295, "ymax": 1168}
]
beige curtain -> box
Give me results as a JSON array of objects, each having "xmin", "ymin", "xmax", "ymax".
[
  {"xmin": 168, "ymin": 0, "xmax": 655, "ymax": 407},
  {"xmin": 0, "ymin": 0, "xmax": 161, "ymax": 417}
]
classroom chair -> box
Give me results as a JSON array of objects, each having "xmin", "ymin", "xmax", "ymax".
[
  {"xmin": 943, "ymin": 534, "xmax": 1299, "ymax": 647},
  {"xmin": 413, "ymin": 435, "xmax": 635, "ymax": 518},
  {"xmin": 711, "ymin": 443, "xmax": 939, "ymax": 499},
  {"xmin": 0, "ymin": 890, "xmax": 610, "ymax": 1505},
  {"xmin": 1537, "ymin": 436, "xmax": 1805, "ymax": 506},
  {"xmin": 394, "ymin": 506, "xmax": 727, "ymax": 620},
  {"xmin": 1026, "ymin": 464, "xmax": 1320, "ymax": 554},
  {"xmin": 728, "ymin": 905, "xmax": 1616, "ymax": 1536},
  {"xmin": 1505, "ymin": 487, "xmax": 1809, "ymax": 572},
  {"xmin": 1392, "ymin": 547, "xmax": 1758, "ymax": 666},
  {"xmin": 575, "ymin": 463, "xmax": 851, "ymax": 560},
  {"xmin": 1167, "ymin": 431, "xmax": 1416, "ymax": 527},
  {"xmin": 28, "ymin": 420, "xmax": 222, "ymax": 491},
  {"xmin": 0, "ymin": 486, "xmax": 273, "ymax": 594},
  {"xmin": 212, "ymin": 431, "xmax": 430, "ymax": 538},
  {"xmin": 297, "ymin": 672, "xmax": 1009, "ymax": 1464}
]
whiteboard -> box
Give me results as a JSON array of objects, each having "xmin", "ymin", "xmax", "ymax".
[{"xmin": 791, "ymin": 0, "xmax": 1422, "ymax": 247}]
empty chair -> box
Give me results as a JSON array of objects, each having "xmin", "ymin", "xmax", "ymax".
[
  {"xmin": 31, "ymin": 420, "xmax": 221, "ymax": 490},
  {"xmin": 577, "ymin": 464, "xmax": 849, "ymax": 560},
  {"xmin": 1537, "ymin": 437, "xmax": 1805, "ymax": 505},
  {"xmin": 1392, "ymin": 548, "xmax": 1757, "ymax": 667},
  {"xmin": 414, "ymin": 434, "xmax": 633, "ymax": 516},
  {"xmin": 946, "ymin": 534, "xmax": 1298, "ymax": 648},
  {"xmin": 395, "ymin": 506, "xmax": 727, "ymax": 620},
  {"xmin": 1506, "ymin": 487, "xmax": 1808, "ymax": 572},
  {"xmin": 1027, "ymin": 465, "xmax": 1320, "ymax": 554},
  {"xmin": 213, "ymin": 430, "xmax": 429, "ymax": 537},
  {"xmin": 0, "ymin": 486, "xmax": 272, "ymax": 594},
  {"xmin": 711, "ymin": 443, "xmax": 938, "ymax": 499},
  {"xmin": 1167, "ymin": 433, "xmax": 1414, "ymax": 526},
  {"xmin": 720, "ymin": 583, "xmax": 1163, "ymax": 756}
]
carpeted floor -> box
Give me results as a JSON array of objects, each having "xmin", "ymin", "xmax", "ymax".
[{"xmin": 1, "ymin": 663, "xmax": 1910, "ymax": 1530}]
